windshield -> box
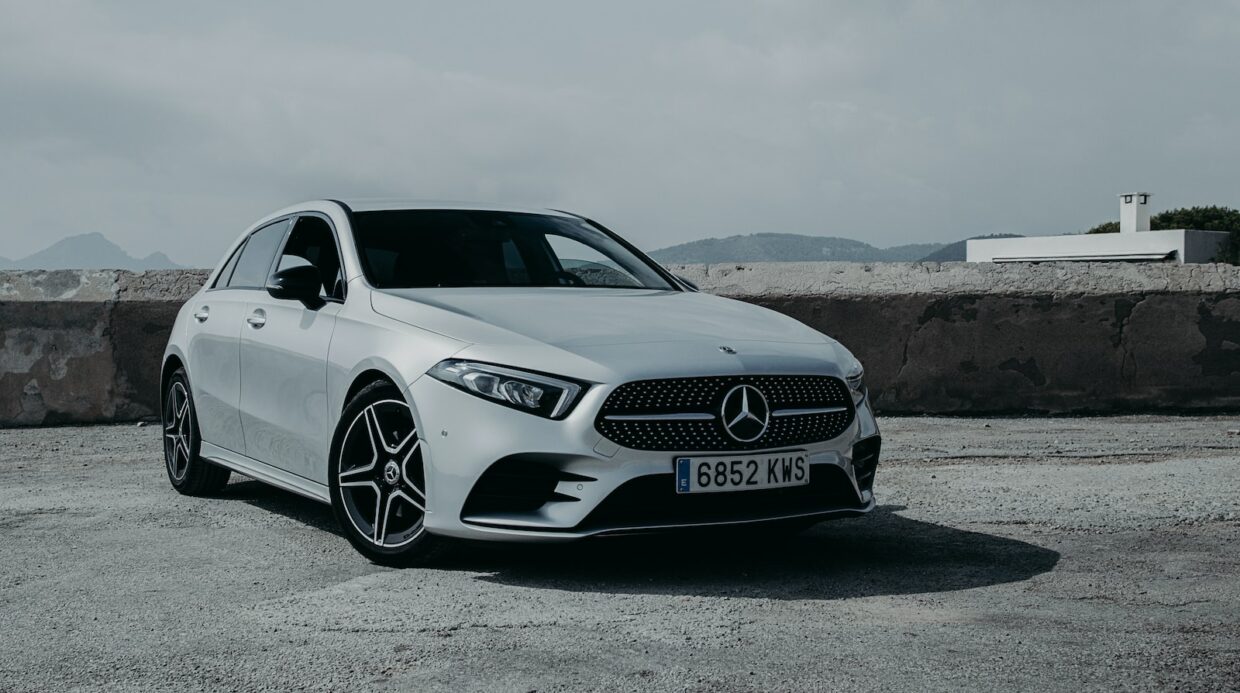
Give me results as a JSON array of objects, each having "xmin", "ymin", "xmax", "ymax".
[{"xmin": 350, "ymin": 210, "xmax": 675, "ymax": 290}]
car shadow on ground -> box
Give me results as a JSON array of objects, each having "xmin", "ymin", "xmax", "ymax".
[
  {"xmin": 219, "ymin": 479, "xmax": 1060, "ymax": 601},
  {"xmin": 442, "ymin": 506, "xmax": 1061, "ymax": 600},
  {"xmin": 221, "ymin": 478, "xmax": 342, "ymax": 535}
]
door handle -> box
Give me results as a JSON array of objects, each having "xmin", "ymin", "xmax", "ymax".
[
  {"xmin": 246, "ymin": 310, "xmax": 267, "ymax": 328},
  {"xmin": 193, "ymin": 307, "xmax": 210, "ymax": 322}
]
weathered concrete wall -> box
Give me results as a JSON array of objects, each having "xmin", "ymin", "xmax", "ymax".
[
  {"xmin": 0, "ymin": 270, "xmax": 208, "ymax": 425},
  {"xmin": 673, "ymin": 262, "xmax": 1240, "ymax": 414},
  {"xmin": 1, "ymin": 263, "xmax": 1238, "ymax": 426}
]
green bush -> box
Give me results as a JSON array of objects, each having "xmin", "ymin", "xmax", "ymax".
[
  {"xmin": 1083, "ymin": 205, "xmax": 1240, "ymax": 263},
  {"xmin": 1084, "ymin": 221, "xmax": 1121, "ymax": 234}
]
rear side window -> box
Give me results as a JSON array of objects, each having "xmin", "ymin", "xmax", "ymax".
[
  {"xmin": 211, "ymin": 242, "xmax": 245, "ymax": 288},
  {"xmin": 227, "ymin": 219, "xmax": 290, "ymax": 288}
]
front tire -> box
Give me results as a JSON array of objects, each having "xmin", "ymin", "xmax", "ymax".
[
  {"xmin": 163, "ymin": 368, "xmax": 231, "ymax": 495},
  {"xmin": 329, "ymin": 381, "xmax": 445, "ymax": 566}
]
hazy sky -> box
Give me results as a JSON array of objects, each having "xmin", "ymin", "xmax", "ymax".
[{"xmin": 2, "ymin": 0, "xmax": 1238, "ymax": 266}]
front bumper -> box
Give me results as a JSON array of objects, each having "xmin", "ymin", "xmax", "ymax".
[{"xmin": 408, "ymin": 376, "xmax": 880, "ymax": 542}]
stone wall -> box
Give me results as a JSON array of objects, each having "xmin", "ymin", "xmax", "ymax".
[
  {"xmin": 1, "ymin": 263, "xmax": 1237, "ymax": 426},
  {"xmin": 0, "ymin": 270, "xmax": 208, "ymax": 425},
  {"xmin": 673, "ymin": 262, "xmax": 1240, "ymax": 414}
]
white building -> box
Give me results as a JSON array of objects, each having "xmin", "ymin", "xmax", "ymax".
[{"xmin": 967, "ymin": 193, "xmax": 1229, "ymax": 263}]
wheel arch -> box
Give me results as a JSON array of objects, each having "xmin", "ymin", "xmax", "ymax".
[
  {"xmin": 343, "ymin": 368, "xmax": 403, "ymax": 408},
  {"xmin": 334, "ymin": 360, "xmax": 432, "ymax": 459},
  {"xmin": 160, "ymin": 349, "xmax": 188, "ymax": 419},
  {"xmin": 334, "ymin": 358, "xmax": 419, "ymax": 423}
]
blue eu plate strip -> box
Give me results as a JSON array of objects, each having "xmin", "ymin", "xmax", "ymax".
[{"xmin": 675, "ymin": 457, "xmax": 691, "ymax": 494}]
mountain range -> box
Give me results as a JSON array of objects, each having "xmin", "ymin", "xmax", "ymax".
[
  {"xmin": 0, "ymin": 233, "xmax": 183, "ymax": 271},
  {"xmin": 0, "ymin": 230, "xmax": 1025, "ymax": 271},
  {"xmin": 649, "ymin": 233, "xmax": 945, "ymax": 264},
  {"xmin": 649, "ymin": 232, "xmax": 1025, "ymax": 264},
  {"xmin": 917, "ymin": 233, "xmax": 1024, "ymax": 262}
]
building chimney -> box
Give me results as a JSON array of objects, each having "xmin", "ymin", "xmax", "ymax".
[{"xmin": 1119, "ymin": 192, "xmax": 1151, "ymax": 234}]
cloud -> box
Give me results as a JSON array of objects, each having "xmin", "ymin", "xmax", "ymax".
[{"xmin": 0, "ymin": 0, "xmax": 1238, "ymax": 265}]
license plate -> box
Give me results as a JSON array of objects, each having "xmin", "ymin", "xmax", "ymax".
[{"xmin": 675, "ymin": 452, "xmax": 809, "ymax": 494}]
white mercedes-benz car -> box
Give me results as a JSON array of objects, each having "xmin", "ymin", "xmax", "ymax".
[{"xmin": 162, "ymin": 200, "xmax": 881, "ymax": 564}]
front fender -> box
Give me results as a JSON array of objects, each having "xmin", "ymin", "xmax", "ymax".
[{"xmin": 326, "ymin": 295, "xmax": 468, "ymax": 433}]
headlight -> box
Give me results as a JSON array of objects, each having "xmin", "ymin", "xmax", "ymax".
[
  {"xmin": 844, "ymin": 361, "xmax": 866, "ymax": 404},
  {"xmin": 427, "ymin": 360, "xmax": 585, "ymax": 419}
]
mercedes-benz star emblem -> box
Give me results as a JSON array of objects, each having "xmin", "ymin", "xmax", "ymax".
[
  {"xmin": 720, "ymin": 384, "xmax": 770, "ymax": 442},
  {"xmin": 383, "ymin": 460, "xmax": 401, "ymax": 486},
  {"xmin": 718, "ymin": 345, "xmax": 737, "ymax": 354}
]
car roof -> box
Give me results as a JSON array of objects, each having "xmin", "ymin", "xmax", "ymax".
[{"xmin": 333, "ymin": 198, "xmax": 577, "ymax": 217}]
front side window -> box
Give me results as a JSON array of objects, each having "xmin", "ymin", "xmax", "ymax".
[
  {"xmin": 350, "ymin": 210, "xmax": 673, "ymax": 290},
  {"xmin": 227, "ymin": 219, "xmax": 291, "ymax": 289},
  {"xmin": 277, "ymin": 216, "xmax": 345, "ymax": 300}
]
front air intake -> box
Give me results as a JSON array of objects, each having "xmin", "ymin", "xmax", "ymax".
[
  {"xmin": 461, "ymin": 456, "xmax": 593, "ymax": 516},
  {"xmin": 852, "ymin": 436, "xmax": 881, "ymax": 492},
  {"xmin": 577, "ymin": 463, "xmax": 865, "ymax": 531}
]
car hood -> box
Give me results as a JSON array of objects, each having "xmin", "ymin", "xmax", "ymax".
[
  {"xmin": 371, "ymin": 287, "xmax": 851, "ymax": 381},
  {"xmin": 373, "ymin": 287, "xmax": 826, "ymax": 348}
]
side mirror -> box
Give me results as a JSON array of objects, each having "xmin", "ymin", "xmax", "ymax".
[{"xmin": 266, "ymin": 265, "xmax": 324, "ymax": 307}]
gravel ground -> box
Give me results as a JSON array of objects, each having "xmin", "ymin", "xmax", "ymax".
[{"xmin": 1, "ymin": 416, "xmax": 1238, "ymax": 692}]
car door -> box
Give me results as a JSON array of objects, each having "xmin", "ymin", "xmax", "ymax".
[
  {"xmin": 238, "ymin": 214, "xmax": 345, "ymax": 481},
  {"xmin": 186, "ymin": 218, "xmax": 291, "ymax": 454}
]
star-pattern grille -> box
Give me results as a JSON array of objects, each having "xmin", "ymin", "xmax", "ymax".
[{"xmin": 595, "ymin": 375, "xmax": 855, "ymax": 452}]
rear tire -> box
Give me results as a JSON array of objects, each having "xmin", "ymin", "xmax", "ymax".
[
  {"xmin": 163, "ymin": 368, "xmax": 231, "ymax": 495},
  {"xmin": 329, "ymin": 381, "xmax": 447, "ymax": 567}
]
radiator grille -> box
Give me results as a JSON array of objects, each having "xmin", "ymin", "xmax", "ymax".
[{"xmin": 595, "ymin": 375, "xmax": 854, "ymax": 452}]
